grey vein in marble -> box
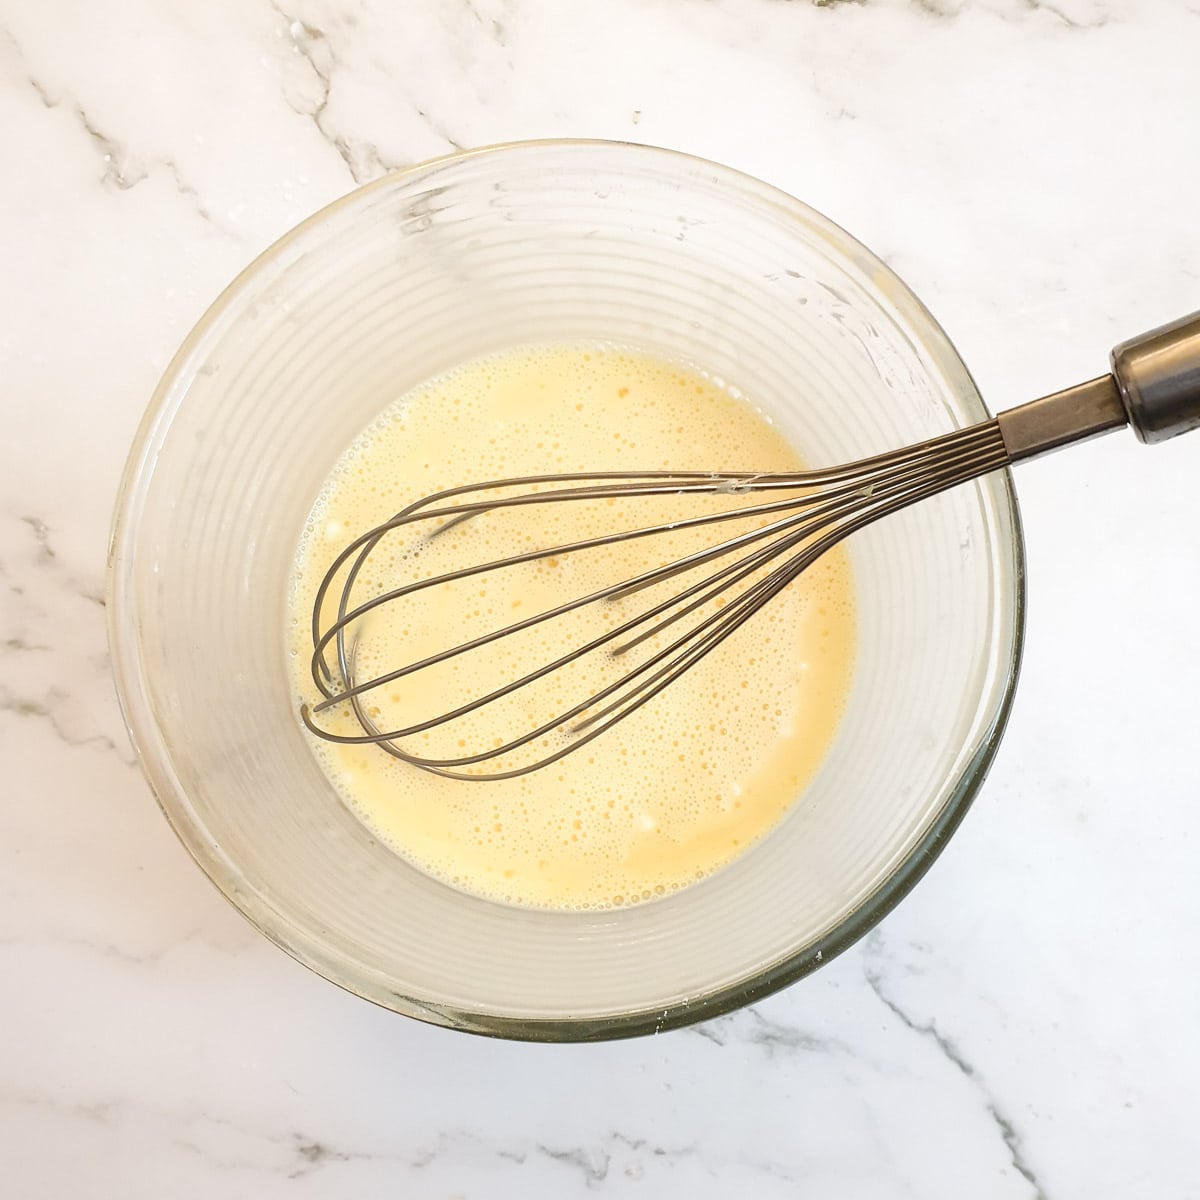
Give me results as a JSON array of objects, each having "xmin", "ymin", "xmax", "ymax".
[
  {"xmin": 1, "ymin": 1090, "xmax": 123, "ymax": 1130},
  {"xmin": 463, "ymin": 0, "xmax": 509, "ymax": 47},
  {"xmin": 270, "ymin": 0, "xmax": 464, "ymax": 184},
  {"xmin": 271, "ymin": 3, "xmax": 367, "ymax": 182},
  {"xmin": 692, "ymin": 1004, "xmax": 840, "ymax": 1057},
  {"xmin": 143, "ymin": 1123, "xmax": 713, "ymax": 1190},
  {"xmin": 4, "ymin": 635, "xmax": 50, "ymax": 653},
  {"xmin": 534, "ymin": 1131, "xmax": 701, "ymax": 1191},
  {"xmin": 2, "ymin": 28, "xmax": 232, "ymax": 234},
  {"xmin": 166, "ymin": 1117, "xmax": 365, "ymax": 1179},
  {"xmin": 45, "ymin": 930, "xmax": 210, "ymax": 970},
  {"xmin": 864, "ymin": 939, "xmax": 1049, "ymax": 1200},
  {"xmin": 20, "ymin": 515, "xmax": 56, "ymax": 562},
  {"xmin": 535, "ymin": 1142, "xmax": 613, "ymax": 1188},
  {"xmin": 271, "ymin": 3, "xmax": 408, "ymax": 184},
  {"xmin": 288, "ymin": 1136, "xmax": 360, "ymax": 1179},
  {"xmin": 806, "ymin": 0, "xmax": 1113, "ymax": 28},
  {"xmin": 0, "ymin": 684, "xmax": 124, "ymax": 758},
  {"xmin": 0, "ymin": 515, "xmax": 132, "ymax": 765}
]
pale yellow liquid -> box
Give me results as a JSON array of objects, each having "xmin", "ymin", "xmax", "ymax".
[{"xmin": 289, "ymin": 346, "xmax": 856, "ymax": 909}]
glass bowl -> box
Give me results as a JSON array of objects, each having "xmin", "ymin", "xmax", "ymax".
[{"xmin": 108, "ymin": 140, "xmax": 1024, "ymax": 1040}]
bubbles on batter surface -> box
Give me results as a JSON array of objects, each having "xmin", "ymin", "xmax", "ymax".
[{"xmin": 289, "ymin": 342, "xmax": 857, "ymax": 910}]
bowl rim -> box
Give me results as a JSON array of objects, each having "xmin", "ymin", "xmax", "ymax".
[{"xmin": 107, "ymin": 137, "xmax": 1026, "ymax": 1042}]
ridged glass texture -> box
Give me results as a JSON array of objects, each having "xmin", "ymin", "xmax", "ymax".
[{"xmin": 108, "ymin": 141, "xmax": 1024, "ymax": 1040}]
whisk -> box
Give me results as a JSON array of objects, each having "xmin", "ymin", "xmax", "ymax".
[{"xmin": 301, "ymin": 311, "xmax": 1200, "ymax": 780}]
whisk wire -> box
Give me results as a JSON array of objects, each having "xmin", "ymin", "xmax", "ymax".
[{"xmin": 301, "ymin": 417, "xmax": 1011, "ymax": 778}]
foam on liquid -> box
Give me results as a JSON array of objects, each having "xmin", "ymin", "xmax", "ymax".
[{"xmin": 289, "ymin": 345, "xmax": 855, "ymax": 910}]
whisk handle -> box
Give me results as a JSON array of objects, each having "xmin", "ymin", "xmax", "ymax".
[
  {"xmin": 1111, "ymin": 310, "xmax": 1200, "ymax": 444},
  {"xmin": 998, "ymin": 310, "xmax": 1200, "ymax": 461}
]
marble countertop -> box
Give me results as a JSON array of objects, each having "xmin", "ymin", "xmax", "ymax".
[{"xmin": 3, "ymin": 0, "xmax": 1199, "ymax": 1195}]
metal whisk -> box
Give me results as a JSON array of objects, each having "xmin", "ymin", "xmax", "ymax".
[{"xmin": 301, "ymin": 311, "xmax": 1200, "ymax": 780}]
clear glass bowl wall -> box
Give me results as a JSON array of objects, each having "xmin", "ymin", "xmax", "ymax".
[{"xmin": 109, "ymin": 142, "xmax": 1022, "ymax": 1039}]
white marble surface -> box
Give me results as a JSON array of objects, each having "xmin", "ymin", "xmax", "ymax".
[{"xmin": 2, "ymin": 0, "xmax": 1199, "ymax": 1195}]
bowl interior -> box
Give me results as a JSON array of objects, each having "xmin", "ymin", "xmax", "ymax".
[{"xmin": 109, "ymin": 141, "xmax": 1023, "ymax": 1039}]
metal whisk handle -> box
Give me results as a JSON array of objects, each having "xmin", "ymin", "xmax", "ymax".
[
  {"xmin": 1111, "ymin": 310, "xmax": 1200, "ymax": 444},
  {"xmin": 998, "ymin": 310, "xmax": 1200, "ymax": 461}
]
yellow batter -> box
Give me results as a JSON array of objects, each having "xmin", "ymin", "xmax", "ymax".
[{"xmin": 289, "ymin": 345, "xmax": 855, "ymax": 909}]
